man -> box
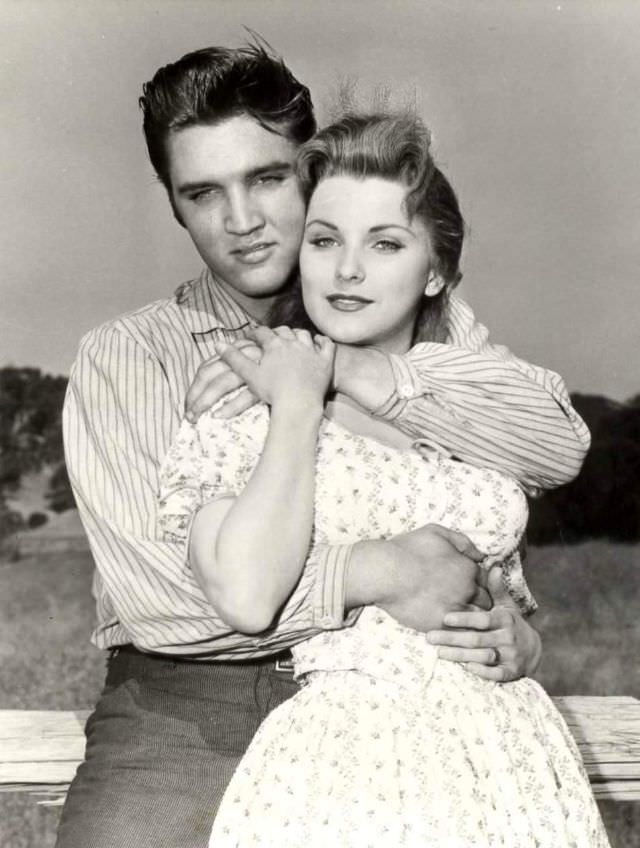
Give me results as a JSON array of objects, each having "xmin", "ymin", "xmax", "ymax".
[{"xmin": 56, "ymin": 44, "xmax": 589, "ymax": 848}]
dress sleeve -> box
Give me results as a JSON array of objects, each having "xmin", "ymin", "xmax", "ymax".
[
  {"xmin": 373, "ymin": 296, "xmax": 590, "ymax": 496},
  {"xmin": 157, "ymin": 406, "xmax": 264, "ymax": 546}
]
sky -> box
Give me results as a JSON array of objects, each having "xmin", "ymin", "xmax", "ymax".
[{"xmin": 2, "ymin": 0, "xmax": 639, "ymax": 401}]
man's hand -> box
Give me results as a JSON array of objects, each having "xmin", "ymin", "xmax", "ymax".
[
  {"xmin": 185, "ymin": 338, "xmax": 261, "ymax": 422},
  {"xmin": 347, "ymin": 524, "xmax": 489, "ymax": 635},
  {"xmin": 426, "ymin": 565, "xmax": 542, "ymax": 681},
  {"xmin": 214, "ymin": 326, "xmax": 334, "ymax": 413}
]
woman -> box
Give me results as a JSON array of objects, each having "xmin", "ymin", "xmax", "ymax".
[{"xmin": 159, "ymin": 114, "xmax": 608, "ymax": 846}]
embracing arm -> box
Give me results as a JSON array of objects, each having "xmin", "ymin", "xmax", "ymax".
[
  {"xmin": 333, "ymin": 296, "xmax": 590, "ymax": 494},
  {"xmin": 64, "ymin": 323, "xmax": 352, "ymax": 658}
]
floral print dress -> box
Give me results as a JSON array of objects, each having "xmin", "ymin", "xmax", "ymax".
[{"xmin": 159, "ymin": 405, "xmax": 609, "ymax": 848}]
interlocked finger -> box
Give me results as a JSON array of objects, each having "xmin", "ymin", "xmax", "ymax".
[
  {"xmin": 271, "ymin": 325, "xmax": 297, "ymax": 340},
  {"xmin": 186, "ymin": 368, "xmax": 246, "ymax": 421},
  {"xmin": 213, "ymin": 387, "xmax": 258, "ymax": 420},
  {"xmin": 293, "ymin": 329, "xmax": 314, "ymax": 347}
]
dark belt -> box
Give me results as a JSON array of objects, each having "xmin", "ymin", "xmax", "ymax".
[{"xmin": 112, "ymin": 643, "xmax": 295, "ymax": 674}]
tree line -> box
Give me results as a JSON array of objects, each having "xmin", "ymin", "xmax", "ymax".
[{"xmin": 1, "ymin": 367, "xmax": 638, "ymax": 545}]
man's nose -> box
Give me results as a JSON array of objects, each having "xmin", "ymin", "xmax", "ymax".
[
  {"xmin": 336, "ymin": 249, "xmax": 365, "ymax": 284},
  {"xmin": 225, "ymin": 189, "xmax": 264, "ymax": 235}
]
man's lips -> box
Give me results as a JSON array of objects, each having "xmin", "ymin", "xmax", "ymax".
[{"xmin": 231, "ymin": 242, "xmax": 276, "ymax": 263}]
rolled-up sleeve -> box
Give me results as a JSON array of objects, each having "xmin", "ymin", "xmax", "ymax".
[{"xmin": 372, "ymin": 297, "xmax": 590, "ymax": 495}]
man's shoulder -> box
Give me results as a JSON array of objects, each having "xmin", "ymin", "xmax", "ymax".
[{"xmin": 78, "ymin": 286, "xmax": 190, "ymax": 354}]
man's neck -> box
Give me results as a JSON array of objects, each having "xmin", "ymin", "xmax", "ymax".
[{"xmin": 213, "ymin": 276, "xmax": 278, "ymax": 325}]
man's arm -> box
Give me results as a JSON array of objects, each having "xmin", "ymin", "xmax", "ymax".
[
  {"xmin": 333, "ymin": 296, "xmax": 590, "ymax": 495},
  {"xmin": 66, "ymin": 323, "xmax": 481, "ymax": 658}
]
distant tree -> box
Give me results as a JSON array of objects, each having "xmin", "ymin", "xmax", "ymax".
[
  {"xmin": 0, "ymin": 492, "xmax": 25, "ymax": 542},
  {"xmin": 28, "ymin": 511, "xmax": 49, "ymax": 529},
  {"xmin": 528, "ymin": 393, "xmax": 640, "ymax": 544},
  {"xmin": 46, "ymin": 462, "xmax": 76, "ymax": 513},
  {"xmin": 0, "ymin": 366, "xmax": 68, "ymax": 495}
]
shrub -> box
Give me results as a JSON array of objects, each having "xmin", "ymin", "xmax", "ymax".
[{"xmin": 27, "ymin": 511, "xmax": 48, "ymax": 530}]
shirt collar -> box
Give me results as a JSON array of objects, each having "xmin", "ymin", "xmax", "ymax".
[{"xmin": 176, "ymin": 268, "xmax": 256, "ymax": 335}]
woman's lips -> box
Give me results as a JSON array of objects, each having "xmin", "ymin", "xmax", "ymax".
[{"xmin": 326, "ymin": 294, "xmax": 373, "ymax": 312}]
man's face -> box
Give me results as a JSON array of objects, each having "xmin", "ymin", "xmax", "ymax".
[{"xmin": 167, "ymin": 116, "xmax": 306, "ymax": 318}]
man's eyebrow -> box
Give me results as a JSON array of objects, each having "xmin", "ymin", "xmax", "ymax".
[
  {"xmin": 176, "ymin": 161, "xmax": 294, "ymax": 196},
  {"xmin": 245, "ymin": 161, "xmax": 294, "ymax": 180}
]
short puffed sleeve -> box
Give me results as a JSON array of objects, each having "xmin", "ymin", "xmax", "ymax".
[{"xmin": 158, "ymin": 404, "xmax": 269, "ymax": 545}]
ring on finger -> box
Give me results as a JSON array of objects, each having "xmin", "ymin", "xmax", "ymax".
[{"xmin": 488, "ymin": 647, "xmax": 501, "ymax": 666}]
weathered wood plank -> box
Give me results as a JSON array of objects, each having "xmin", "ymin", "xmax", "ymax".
[
  {"xmin": 1, "ymin": 697, "xmax": 639, "ymax": 801},
  {"xmin": 0, "ymin": 710, "xmax": 90, "ymax": 787}
]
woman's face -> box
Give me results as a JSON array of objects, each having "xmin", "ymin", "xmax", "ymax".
[{"xmin": 300, "ymin": 175, "xmax": 437, "ymax": 354}]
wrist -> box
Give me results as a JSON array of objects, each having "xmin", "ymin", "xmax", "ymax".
[
  {"xmin": 270, "ymin": 400, "xmax": 324, "ymax": 428},
  {"xmin": 333, "ymin": 346, "xmax": 393, "ymax": 410},
  {"xmin": 344, "ymin": 538, "xmax": 399, "ymax": 609},
  {"xmin": 332, "ymin": 345, "xmax": 354, "ymax": 393}
]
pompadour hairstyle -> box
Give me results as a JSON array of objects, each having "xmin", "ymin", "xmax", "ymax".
[{"xmin": 139, "ymin": 42, "xmax": 316, "ymax": 189}]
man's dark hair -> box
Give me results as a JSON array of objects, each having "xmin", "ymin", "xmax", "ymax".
[{"xmin": 139, "ymin": 42, "xmax": 316, "ymax": 190}]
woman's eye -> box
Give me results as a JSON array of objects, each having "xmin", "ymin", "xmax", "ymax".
[
  {"xmin": 309, "ymin": 236, "xmax": 336, "ymax": 248},
  {"xmin": 374, "ymin": 239, "xmax": 402, "ymax": 252}
]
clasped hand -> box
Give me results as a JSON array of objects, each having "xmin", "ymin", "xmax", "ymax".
[
  {"xmin": 426, "ymin": 565, "xmax": 542, "ymax": 682},
  {"xmin": 186, "ymin": 326, "xmax": 334, "ymax": 419}
]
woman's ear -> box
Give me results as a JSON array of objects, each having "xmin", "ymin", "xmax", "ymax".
[{"xmin": 424, "ymin": 269, "xmax": 446, "ymax": 297}]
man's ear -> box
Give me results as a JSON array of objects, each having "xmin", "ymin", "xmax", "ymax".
[{"xmin": 425, "ymin": 269, "xmax": 446, "ymax": 297}]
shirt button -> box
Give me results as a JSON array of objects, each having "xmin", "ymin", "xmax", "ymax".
[{"xmin": 398, "ymin": 383, "xmax": 415, "ymax": 399}]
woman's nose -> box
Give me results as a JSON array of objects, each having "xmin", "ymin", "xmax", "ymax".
[{"xmin": 336, "ymin": 250, "xmax": 365, "ymax": 284}]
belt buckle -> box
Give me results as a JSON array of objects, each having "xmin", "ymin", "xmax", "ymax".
[{"xmin": 274, "ymin": 657, "xmax": 294, "ymax": 674}]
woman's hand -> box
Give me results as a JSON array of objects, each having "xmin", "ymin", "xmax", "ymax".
[
  {"xmin": 216, "ymin": 325, "xmax": 335, "ymax": 414},
  {"xmin": 426, "ymin": 565, "xmax": 542, "ymax": 682},
  {"xmin": 185, "ymin": 339, "xmax": 262, "ymax": 422}
]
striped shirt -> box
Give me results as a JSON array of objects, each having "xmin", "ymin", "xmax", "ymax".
[{"xmin": 63, "ymin": 268, "xmax": 589, "ymax": 658}]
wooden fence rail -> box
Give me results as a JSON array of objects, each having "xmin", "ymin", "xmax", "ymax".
[{"xmin": 1, "ymin": 696, "xmax": 639, "ymax": 804}]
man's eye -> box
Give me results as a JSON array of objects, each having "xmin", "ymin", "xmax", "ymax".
[
  {"xmin": 255, "ymin": 174, "xmax": 285, "ymax": 186},
  {"xmin": 190, "ymin": 188, "xmax": 220, "ymax": 203}
]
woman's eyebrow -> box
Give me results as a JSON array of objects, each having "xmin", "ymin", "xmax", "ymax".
[
  {"xmin": 369, "ymin": 224, "xmax": 415, "ymax": 237},
  {"xmin": 305, "ymin": 219, "xmax": 338, "ymax": 231}
]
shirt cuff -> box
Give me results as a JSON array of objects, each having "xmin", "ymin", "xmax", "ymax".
[
  {"xmin": 311, "ymin": 544, "xmax": 359, "ymax": 629},
  {"xmin": 372, "ymin": 353, "xmax": 422, "ymax": 421}
]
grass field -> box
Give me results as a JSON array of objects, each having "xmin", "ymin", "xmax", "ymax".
[{"xmin": 0, "ymin": 539, "xmax": 638, "ymax": 846}]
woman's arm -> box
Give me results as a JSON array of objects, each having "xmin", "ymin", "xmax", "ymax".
[{"xmin": 188, "ymin": 328, "xmax": 334, "ymax": 634}]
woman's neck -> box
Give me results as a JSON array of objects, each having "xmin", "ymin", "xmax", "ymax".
[{"xmin": 324, "ymin": 392, "xmax": 414, "ymax": 450}]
